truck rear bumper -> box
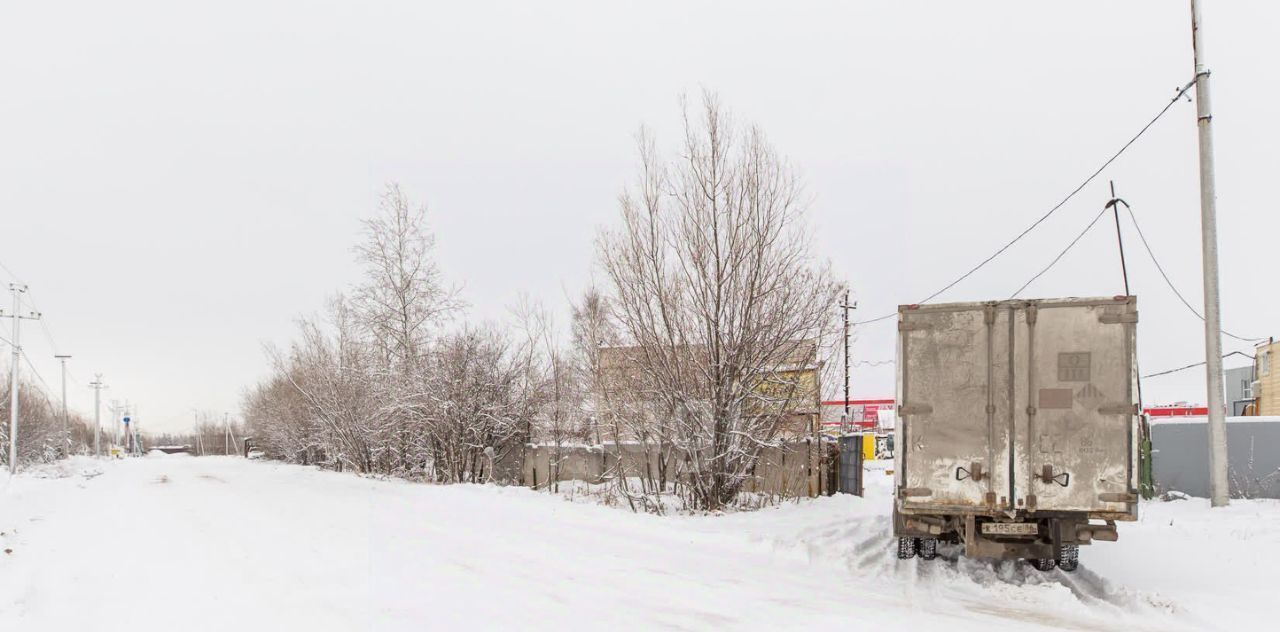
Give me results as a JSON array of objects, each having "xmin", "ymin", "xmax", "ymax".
[{"xmin": 894, "ymin": 507, "xmax": 1123, "ymax": 560}]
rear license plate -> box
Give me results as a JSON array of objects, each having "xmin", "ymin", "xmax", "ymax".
[{"xmin": 981, "ymin": 522, "xmax": 1038, "ymax": 535}]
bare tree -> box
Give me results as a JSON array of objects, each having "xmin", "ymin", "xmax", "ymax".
[
  {"xmin": 419, "ymin": 326, "xmax": 536, "ymax": 483},
  {"xmin": 598, "ymin": 92, "xmax": 840, "ymax": 510},
  {"xmin": 352, "ymin": 184, "xmax": 460, "ymax": 473},
  {"xmin": 0, "ymin": 374, "xmax": 106, "ymax": 466},
  {"xmin": 243, "ymin": 370, "xmax": 317, "ymax": 462},
  {"xmin": 570, "ymin": 286, "xmax": 618, "ymax": 446},
  {"xmin": 517, "ymin": 300, "xmax": 590, "ymax": 491},
  {"xmin": 353, "ymin": 183, "xmax": 458, "ymax": 368}
]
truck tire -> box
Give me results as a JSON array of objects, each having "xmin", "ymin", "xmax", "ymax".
[
  {"xmin": 1057, "ymin": 544, "xmax": 1079, "ymax": 572},
  {"xmin": 918, "ymin": 538, "xmax": 938, "ymax": 560},
  {"xmin": 1030, "ymin": 557, "xmax": 1056, "ymax": 572},
  {"xmin": 896, "ymin": 537, "xmax": 917, "ymax": 560}
]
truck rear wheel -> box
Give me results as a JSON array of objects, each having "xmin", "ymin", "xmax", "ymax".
[
  {"xmin": 918, "ymin": 538, "xmax": 938, "ymax": 560},
  {"xmin": 1030, "ymin": 557, "xmax": 1056, "ymax": 571},
  {"xmin": 896, "ymin": 537, "xmax": 917, "ymax": 559},
  {"xmin": 1056, "ymin": 544, "xmax": 1079, "ymax": 572}
]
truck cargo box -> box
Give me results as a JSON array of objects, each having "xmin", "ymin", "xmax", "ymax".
[{"xmin": 893, "ymin": 296, "xmax": 1140, "ymax": 565}]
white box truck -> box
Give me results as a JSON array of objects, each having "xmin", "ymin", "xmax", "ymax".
[{"xmin": 893, "ymin": 296, "xmax": 1140, "ymax": 571}]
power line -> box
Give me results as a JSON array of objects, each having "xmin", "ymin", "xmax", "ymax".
[
  {"xmin": 0, "ymin": 269, "xmax": 83, "ymax": 390},
  {"xmin": 0, "ymin": 259, "xmax": 22, "ymax": 286},
  {"xmin": 19, "ymin": 350, "xmax": 59, "ymax": 408},
  {"xmin": 1142, "ymin": 351, "xmax": 1255, "ymax": 379},
  {"xmin": 1125, "ymin": 205, "xmax": 1264, "ymax": 343},
  {"xmin": 854, "ymin": 77, "xmax": 1197, "ymax": 326},
  {"xmin": 1009, "ymin": 205, "xmax": 1110, "ymax": 299},
  {"xmin": 851, "ymin": 359, "xmax": 893, "ymax": 367},
  {"xmin": 0, "ymin": 263, "xmax": 69, "ymax": 356}
]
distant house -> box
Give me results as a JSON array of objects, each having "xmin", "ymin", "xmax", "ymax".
[
  {"xmin": 1225, "ymin": 365, "xmax": 1256, "ymax": 416},
  {"xmin": 1254, "ymin": 339, "xmax": 1278, "ymax": 416},
  {"xmin": 598, "ymin": 339, "xmax": 821, "ymax": 438}
]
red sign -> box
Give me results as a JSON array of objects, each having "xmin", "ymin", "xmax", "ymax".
[
  {"xmin": 1145, "ymin": 405, "xmax": 1209, "ymax": 417},
  {"xmin": 821, "ymin": 399, "xmax": 894, "ymax": 428}
]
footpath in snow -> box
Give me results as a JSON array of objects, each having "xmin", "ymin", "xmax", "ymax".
[{"xmin": 1, "ymin": 454, "xmax": 1273, "ymax": 631}]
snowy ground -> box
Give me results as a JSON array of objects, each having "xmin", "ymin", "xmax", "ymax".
[{"xmin": 1, "ymin": 456, "xmax": 1274, "ymax": 631}]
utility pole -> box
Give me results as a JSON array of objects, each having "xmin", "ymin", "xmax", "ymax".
[
  {"xmin": 1190, "ymin": 0, "xmax": 1230, "ymax": 507},
  {"xmin": 55, "ymin": 354, "xmax": 71, "ymax": 457},
  {"xmin": 224, "ymin": 412, "xmax": 231, "ymax": 456},
  {"xmin": 839, "ymin": 292, "xmax": 857, "ymax": 434},
  {"xmin": 2, "ymin": 283, "xmax": 41, "ymax": 474},
  {"xmin": 91, "ymin": 375, "xmax": 104, "ymax": 456}
]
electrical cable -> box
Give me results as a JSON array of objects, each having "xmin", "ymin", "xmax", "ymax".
[
  {"xmin": 1142, "ymin": 351, "xmax": 1255, "ymax": 379},
  {"xmin": 1009, "ymin": 205, "xmax": 1110, "ymax": 299},
  {"xmin": 850, "ymin": 359, "xmax": 893, "ymax": 367},
  {"xmin": 18, "ymin": 349, "xmax": 60, "ymax": 409},
  {"xmin": 854, "ymin": 77, "xmax": 1197, "ymax": 326},
  {"xmin": 0, "ymin": 259, "xmax": 22, "ymax": 285},
  {"xmin": 0, "ymin": 269, "xmax": 86, "ymax": 392},
  {"xmin": 1125, "ymin": 206, "xmax": 1264, "ymax": 343}
]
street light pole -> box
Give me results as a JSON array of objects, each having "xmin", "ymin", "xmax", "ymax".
[{"xmin": 1190, "ymin": 0, "xmax": 1230, "ymax": 507}]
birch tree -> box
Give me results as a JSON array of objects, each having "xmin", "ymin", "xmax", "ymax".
[{"xmin": 353, "ymin": 183, "xmax": 458, "ymax": 368}]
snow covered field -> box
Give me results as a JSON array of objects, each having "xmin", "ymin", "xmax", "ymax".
[{"xmin": 1, "ymin": 455, "xmax": 1274, "ymax": 631}]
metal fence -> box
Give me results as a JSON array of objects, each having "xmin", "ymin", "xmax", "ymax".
[{"xmin": 1151, "ymin": 417, "xmax": 1280, "ymax": 499}]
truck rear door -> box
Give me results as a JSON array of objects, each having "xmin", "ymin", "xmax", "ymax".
[
  {"xmin": 898, "ymin": 302, "xmax": 1014, "ymax": 513},
  {"xmin": 1016, "ymin": 298, "xmax": 1138, "ymax": 515}
]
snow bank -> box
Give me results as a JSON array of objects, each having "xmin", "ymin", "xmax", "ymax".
[
  {"xmin": 1, "ymin": 455, "xmax": 1273, "ymax": 631},
  {"xmin": 21, "ymin": 456, "xmax": 104, "ymax": 480}
]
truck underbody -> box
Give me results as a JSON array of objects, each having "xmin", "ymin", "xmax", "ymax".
[{"xmin": 893, "ymin": 507, "xmax": 1125, "ymax": 571}]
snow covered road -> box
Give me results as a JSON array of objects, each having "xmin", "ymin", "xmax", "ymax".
[{"xmin": 1, "ymin": 455, "xmax": 1273, "ymax": 631}]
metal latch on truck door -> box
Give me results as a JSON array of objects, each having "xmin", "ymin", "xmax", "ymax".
[
  {"xmin": 1036, "ymin": 464, "xmax": 1070, "ymax": 487},
  {"xmin": 955, "ymin": 462, "xmax": 985, "ymax": 482}
]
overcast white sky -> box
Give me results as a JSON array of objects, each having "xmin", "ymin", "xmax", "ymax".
[{"xmin": 2, "ymin": 1, "xmax": 1276, "ymax": 433}]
